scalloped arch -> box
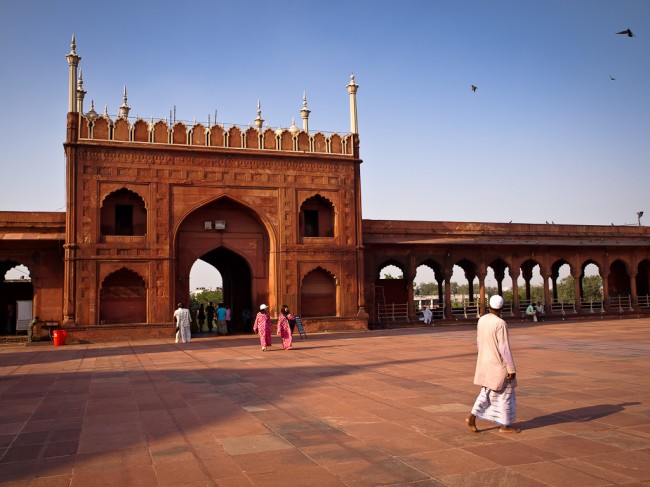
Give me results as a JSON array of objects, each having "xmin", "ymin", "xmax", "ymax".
[
  {"xmin": 100, "ymin": 187, "xmax": 148, "ymax": 210},
  {"xmin": 300, "ymin": 265, "xmax": 337, "ymax": 285}
]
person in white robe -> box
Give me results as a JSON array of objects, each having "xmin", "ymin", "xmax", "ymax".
[{"xmin": 466, "ymin": 295, "xmax": 520, "ymax": 433}]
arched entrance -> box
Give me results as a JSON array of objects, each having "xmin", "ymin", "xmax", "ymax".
[
  {"xmin": 1, "ymin": 261, "xmax": 33, "ymax": 335},
  {"xmin": 175, "ymin": 196, "xmax": 272, "ymax": 331},
  {"xmin": 199, "ymin": 247, "xmax": 252, "ymax": 333}
]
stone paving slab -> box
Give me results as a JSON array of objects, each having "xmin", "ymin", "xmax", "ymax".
[{"xmin": 1, "ymin": 318, "xmax": 650, "ymax": 486}]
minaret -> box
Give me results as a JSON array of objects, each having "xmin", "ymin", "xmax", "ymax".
[
  {"xmin": 118, "ymin": 86, "xmax": 130, "ymax": 119},
  {"xmin": 346, "ymin": 74, "xmax": 359, "ymax": 134},
  {"xmin": 66, "ymin": 34, "xmax": 81, "ymax": 113},
  {"xmin": 76, "ymin": 69, "xmax": 86, "ymax": 115},
  {"xmin": 254, "ymin": 99, "xmax": 264, "ymax": 129},
  {"xmin": 300, "ymin": 91, "xmax": 310, "ymax": 132}
]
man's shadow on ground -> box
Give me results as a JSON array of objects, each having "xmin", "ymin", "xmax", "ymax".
[{"xmin": 513, "ymin": 402, "xmax": 641, "ymax": 430}]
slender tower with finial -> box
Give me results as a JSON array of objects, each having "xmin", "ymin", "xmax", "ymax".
[
  {"xmin": 254, "ymin": 99, "xmax": 264, "ymax": 129},
  {"xmin": 346, "ymin": 74, "xmax": 359, "ymax": 134},
  {"xmin": 66, "ymin": 34, "xmax": 81, "ymax": 113},
  {"xmin": 76, "ymin": 69, "xmax": 86, "ymax": 115},
  {"xmin": 118, "ymin": 86, "xmax": 130, "ymax": 119},
  {"xmin": 300, "ymin": 91, "xmax": 311, "ymax": 132}
]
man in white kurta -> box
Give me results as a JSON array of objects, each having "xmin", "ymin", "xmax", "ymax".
[
  {"xmin": 174, "ymin": 303, "xmax": 192, "ymax": 343},
  {"xmin": 422, "ymin": 307, "xmax": 433, "ymax": 325},
  {"xmin": 466, "ymin": 295, "xmax": 520, "ymax": 433}
]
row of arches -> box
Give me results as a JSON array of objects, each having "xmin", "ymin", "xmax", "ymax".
[
  {"xmin": 372, "ymin": 254, "xmax": 650, "ymax": 322},
  {"xmin": 79, "ymin": 116, "xmax": 353, "ymax": 154},
  {"xmin": 99, "ymin": 265, "xmax": 337, "ymax": 326},
  {"xmin": 99, "ymin": 189, "xmax": 335, "ymax": 239},
  {"xmin": 1, "ymin": 259, "xmax": 339, "ymax": 333}
]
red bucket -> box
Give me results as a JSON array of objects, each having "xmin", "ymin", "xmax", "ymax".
[{"xmin": 52, "ymin": 329, "xmax": 67, "ymax": 346}]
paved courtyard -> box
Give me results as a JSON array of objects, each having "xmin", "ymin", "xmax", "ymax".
[{"xmin": 1, "ymin": 318, "xmax": 650, "ymax": 486}]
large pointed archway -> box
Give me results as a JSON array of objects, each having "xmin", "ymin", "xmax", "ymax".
[{"xmin": 175, "ymin": 196, "xmax": 273, "ymax": 330}]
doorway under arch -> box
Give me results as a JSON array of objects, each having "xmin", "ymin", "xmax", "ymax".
[
  {"xmin": 198, "ymin": 247, "xmax": 252, "ymax": 333},
  {"xmin": 1, "ymin": 262, "xmax": 33, "ymax": 335}
]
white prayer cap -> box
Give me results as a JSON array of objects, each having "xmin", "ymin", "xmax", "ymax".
[
  {"xmin": 489, "ymin": 295, "xmax": 504, "ymax": 310},
  {"xmin": 259, "ymin": 304, "xmax": 268, "ymax": 310}
]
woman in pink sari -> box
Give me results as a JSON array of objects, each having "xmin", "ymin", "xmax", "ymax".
[
  {"xmin": 277, "ymin": 305, "xmax": 293, "ymax": 350},
  {"xmin": 253, "ymin": 304, "xmax": 272, "ymax": 351}
]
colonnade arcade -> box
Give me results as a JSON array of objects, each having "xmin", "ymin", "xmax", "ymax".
[{"xmin": 368, "ymin": 248, "xmax": 650, "ymax": 324}]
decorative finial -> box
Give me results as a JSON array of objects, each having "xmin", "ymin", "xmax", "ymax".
[
  {"xmin": 76, "ymin": 69, "xmax": 87, "ymax": 114},
  {"xmin": 254, "ymin": 99, "xmax": 264, "ymax": 129},
  {"xmin": 300, "ymin": 91, "xmax": 311, "ymax": 132},
  {"xmin": 118, "ymin": 85, "xmax": 130, "ymax": 119},
  {"xmin": 289, "ymin": 117, "xmax": 299, "ymax": 135},
  {"xmin": 86, "ymin": 99, "xmax": 98, "ymax": 121},
  {"xmin": 70, "ymin": 34, "xmax": 77, "ymax": 54}
]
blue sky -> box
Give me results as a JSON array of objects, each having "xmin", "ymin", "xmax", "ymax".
[
  {"xmin": 1, "ymin": 1, "xmax": 648, "ymax": 286},
  {"xmin": 1, "ymin": 0, "xmax": 648, "ymax": 225}
]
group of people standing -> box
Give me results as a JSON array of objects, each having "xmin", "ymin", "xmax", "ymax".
[
  {"xmin": 196, "ymin": 302, "xmax": 231, "ymax": 334},
  {"xmin": 174, "ymin": 301, "xmax": 294, "ymax": 352}
]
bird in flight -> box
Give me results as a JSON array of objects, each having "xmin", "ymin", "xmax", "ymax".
[
  {"xmin": 471, "ymin": 85, "xmax": 477, "ymax": 92},
  {"xmin": 610, "ymin": 75, "xmax": 616, "ymax": 80},
  {"xmin": 616, "ymin": 28, "xmax": 635, "ymax": 37}
]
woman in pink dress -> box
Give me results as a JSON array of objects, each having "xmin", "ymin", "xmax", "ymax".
[
  {"xmin": 277, "ymin": 305, "xmax": 293, "ymax": 350},
  {"xmin": 253, "ymin": 304, "xmax": 272, "ymax": 351}
]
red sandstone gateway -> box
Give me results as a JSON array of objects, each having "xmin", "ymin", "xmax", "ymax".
[{"xmin": 0, "ymin": 37, "xmax": 649, "ymax": 341}]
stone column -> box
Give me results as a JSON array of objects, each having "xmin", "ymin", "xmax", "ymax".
[
  {"xmin": 444, "ymin": 269, "xmax": 452, "ymax": 320},
  {"xmin": 512, "ymin": 272, "xmax": 520, "ymax": 317},
  {"xmin": 630, "ymin": 271, "xmax": 638, "ymax": 309},
  {"xmin": 494, "ymin": 267, "xmax": 505, "ymax": 296},
  {"xmin": 572, "ymin": 269, "xmax": 582, "ymax": 313},
  {"xmin": 478, "ymin": 270, "xmax": 487, "ymax": 315},
  {"xmin": 542, "ymin": 272, "xmax": 551, "ymax": 310},
  {"xmin": 407, "ymin": 255, "xmax": 416, "ymax": 321}
]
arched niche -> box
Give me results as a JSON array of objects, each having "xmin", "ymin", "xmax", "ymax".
[
  {"xmin": 299, "ymin": 194, "xmax": 335, "ymax": 238},
  {"xmin": 300, "ymin": 267, "xmax": 337, "ymax": 317},
  {"xmin": 100, "ymin": 188, "xmax": 147, "ymax": 236},
  {"xmin": 297, "ymin": 131, "xmax": 310, "ymax": 152},
  {"xmin": 99, "ymin": 268, "xmax": 147, "ymax": 324}
]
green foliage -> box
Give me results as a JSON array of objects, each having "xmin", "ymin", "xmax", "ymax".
[
  {"xmin": 413, "ymin": 275, "xmax": 603, "ymax": 304},
  {"xmin": 190, "ymin": 289, "xmax": 223, "ymax": 310},
  {"xmin": 382, "ymin": 273, "xmax": 403, "ymax": 279},
  {"xmin": 415, "ymin": 282, "xmax": 438, "ymax": 295}
]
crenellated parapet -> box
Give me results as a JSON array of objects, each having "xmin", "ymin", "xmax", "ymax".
[{"xmin": 77, "ymin": 114, "xmax": 355, "ymax": 155}]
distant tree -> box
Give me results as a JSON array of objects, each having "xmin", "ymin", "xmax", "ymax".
[
  {"xmin": 582, "ymin": 275, "xmax": 604, "ymax": 301},
  {"xmin": 190, "ymin": 289, "xmax": 223, "ymax": 310},
  {"xmin": 415, "ymin": 282, "xmax": 438, "ymax": 295},
  {"xmin": 382, "ymin": 273, "xmax": 403, "ymax": 279}
]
